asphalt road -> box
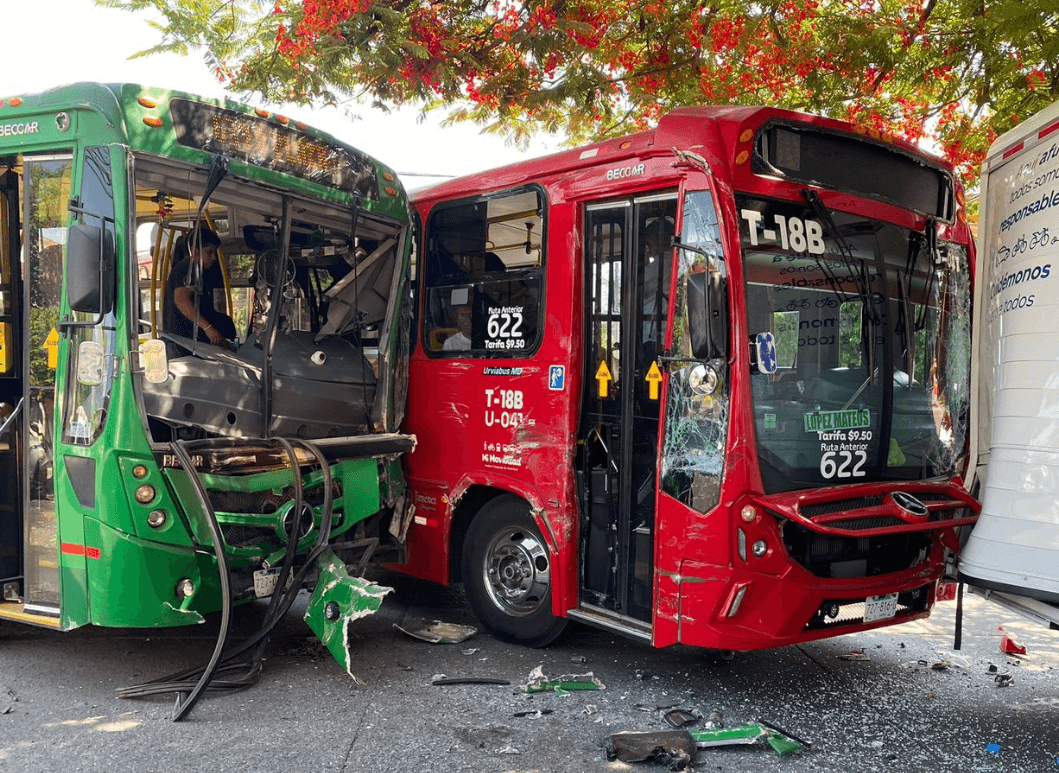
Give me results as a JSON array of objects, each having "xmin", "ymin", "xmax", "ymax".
[{"xmin": 1, "ymin": 571, "xmax": 1056, "ymax": 773}]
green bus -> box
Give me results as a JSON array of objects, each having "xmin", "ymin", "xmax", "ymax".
[{"xmin": 0, "ymin": 83, "xmax": 414, "ymax": 707}]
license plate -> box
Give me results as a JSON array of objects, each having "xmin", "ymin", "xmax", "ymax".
[
  {"xmin": 863, "ymin": 593, "xmax": 898, "ymax": 623},
  {"xmin": 253, "ymin": 567, "xmax": 282, "ymax": 598}
]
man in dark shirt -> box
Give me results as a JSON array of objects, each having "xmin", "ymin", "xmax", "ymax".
[{"xmin": 163, "ymin": 227, "xmax": 236, "ymax": 347}]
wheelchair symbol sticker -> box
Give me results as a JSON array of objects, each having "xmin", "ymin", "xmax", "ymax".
[{"xmin": 549, "ymin": 365, "xmax": 565, "ymax": 391}]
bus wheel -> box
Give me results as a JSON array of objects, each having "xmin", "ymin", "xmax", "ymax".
[{"xmin": 462, "ymin": 495, "xmax": 568, "ymax": 647}]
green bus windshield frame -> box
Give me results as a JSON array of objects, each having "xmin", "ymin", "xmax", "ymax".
[{"xmin": 169, "ymin": 98, "xmax": 378, "ymax": 199}]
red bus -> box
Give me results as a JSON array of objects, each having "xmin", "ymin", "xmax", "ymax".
[{"xmin": 397, "ymin": 106, "xmax": 979, "ymax": 650}]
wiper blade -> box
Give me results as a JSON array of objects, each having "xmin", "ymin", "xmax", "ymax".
[
  {"xmin": 801, "ymin": 189, "xmax": 856, "ymax": 309},
  {"xmin": 915, "ymin": 218, "xmax": 939, "ymax": 333},
  {"xmin": 802, "ymin": 189, "xmax": 878, "ymax": 382}
]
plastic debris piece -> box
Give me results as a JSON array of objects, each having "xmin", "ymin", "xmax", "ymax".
[
  {"xmin": 690, "ymin": 722, "xmax": 808, "ymax": 756},
  {"xmin": 986, "ymin": 742, "xmax": 1001, "ymax": 754},
  {"xmin": 691, "ymin": 725, "xmax": 767, "ymax": 749},
  {"xmin": 524, "ymin": 665, "xmax": 604, "ymax": 694},
  {"xmin": 994, "ymin": 673, "xmax": 1014, "ymax": 688},
  {"xmin": 760, "ymin": 721, "xmax": 812, "ymax": 753},
  {"xmin": 431, "ymin": 676, "xmax": 510, "ymax": 686},
  {"xmin": 838, "ymin": 650, "xmax": 870, "ymax": 661},
  {"xmin": 999, "ymin": 631, "xmax": 1027, "ymax": 656},
  {"xmin": 704, "ymin": 709, "xmax": 724, "ymax": 729},
  {"xmin": 607, "ymin": 730, "xmax": 695, "ymax": 770},
  {"xmin": 936, "ymin": 581, "xmax": 958, "ymax": 601},
  {"xmin": 461, "ymin": 647, "xmax": 480, "ymax": 656},
  {"xmin": 513, "ymin": 708, "xmax": 554, "ymax": 718},
  {"xmin": 987, "ymin": 663, "xmax": 998, "ymax": 673},
  {"xmin": 495, "ymin": 745, "xmax": 521, "ymax": 755},
  {"xmin": 664, "ymin": 708, "xmax": 703, "ymax": 729},
  {"xmin": 394, "ymin": 619, "xmax": 477, "ymax": 644}
]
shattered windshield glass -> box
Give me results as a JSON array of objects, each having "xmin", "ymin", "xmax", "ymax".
[
  {"xmin": 661, "ymin": 189, "xmax": 728, "ymax": 513},
  {"xmin": 738, "ymin": 195, "xmax": 970, "ymax": 494},
  {"xmin": 134, "ymin": 152, "xmax": 407, "ymax": 443}
]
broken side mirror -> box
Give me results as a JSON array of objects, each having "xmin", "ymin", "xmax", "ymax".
[
  {"xmin": 66, "ymin": 222, "xmax": 115, "ymax": 316},
  {"xmin": 687, "ymin": 270, "xmax": 727, "ymax": 361}
]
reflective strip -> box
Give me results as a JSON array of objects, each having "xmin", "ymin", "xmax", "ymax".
[{"xmin": 60, "ymin": 542, "xmax": 101, "ymax": 559}]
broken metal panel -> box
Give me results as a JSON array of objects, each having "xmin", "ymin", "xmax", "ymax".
[
  {"xmin": 606, "ymin": 730, "xmax": 695, "ymax": 770},
  {"xmin": 142, "ymin": 332, "xmax": 377, "ymax": 440},
  {"xmin": 303, "ymin": 547, "xmax": 391, "ymax": 677}
]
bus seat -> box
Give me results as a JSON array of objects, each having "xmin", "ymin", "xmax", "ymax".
[{"xmin": 429, "ymin": 327, "xmax": 456, "ymax": 351}]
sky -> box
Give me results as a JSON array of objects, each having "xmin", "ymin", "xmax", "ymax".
[{"xmin": 6, "ymin": 0, "xmax": 560, "ymax": 189}]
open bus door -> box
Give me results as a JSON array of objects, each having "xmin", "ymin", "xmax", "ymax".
[
  {"xmin": 0, "ymin": 168, "xmax": 21, "ymax": 598},
  {"xmin": 0, "ymin": 154, "xmax": 68, "ymax": 623},
  {"xmin": 577, "ymin": 193, "xmax": 677, "ymax": 636}
]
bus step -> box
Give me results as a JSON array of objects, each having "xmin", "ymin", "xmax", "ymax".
[
  {"xmin": 568, "ymin": 606, "xmax": 652, "ymax": 642},
  {"xmin": 0, "ymin": 599, "xmax": 61, "ymax": 628}
]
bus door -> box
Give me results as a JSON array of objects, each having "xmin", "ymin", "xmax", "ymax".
[
  {"xmin": 0, "ymin": 154, "xmax": 70, "ymax": 617},
  {"xmin": 578, "ymin": 193, "xmax": 677, "ymax": 627},
  {"xmin": 0, "ymin": 167, "xmax": 21, "ymax": 597}
]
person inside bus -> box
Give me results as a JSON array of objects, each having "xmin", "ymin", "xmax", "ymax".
[
  {"xmin": 163, "ymin": 227, "xmax": 236, "ymax": 348},
  {"xmin": 443, "ymin": 304, "xmax": 473, "ymax": 351}
]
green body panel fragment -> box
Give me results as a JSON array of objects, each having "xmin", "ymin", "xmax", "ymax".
[{"xmin": 303, "ymin": 548, "xmax": 391, "ymax": 677}]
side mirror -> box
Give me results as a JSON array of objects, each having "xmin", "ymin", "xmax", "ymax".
[
  {"xmin": 66, "ymin": 222, "xmax": 114, "ymax": 315},
  {"xmin": 139, "ymin": 338, "xmax": 170, "ymax": 384},
  {"xmin": 753, "ymin": 332, "xmax": 778, "ymax": 374},
  {"xmin": 687, "ymin": 271, "xmax": 727, "ymax": 361}
]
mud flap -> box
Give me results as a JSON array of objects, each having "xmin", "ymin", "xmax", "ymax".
[{"xmin": 303, "ymin": 548, "xmax": 391, "ymax": 678}]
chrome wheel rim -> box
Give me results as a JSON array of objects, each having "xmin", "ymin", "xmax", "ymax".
[{"xmin": 481, "ymin": 525, "xmax": 550, "ymax": 617}]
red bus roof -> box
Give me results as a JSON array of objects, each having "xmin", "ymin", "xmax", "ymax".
[{"xmin": 413, "ymin": 105, "xmax": 946, "ymax": 202}]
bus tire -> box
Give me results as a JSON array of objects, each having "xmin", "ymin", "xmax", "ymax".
[{"xmin": 461, "ymin": 494, "xmax": 568, "ymax": 648}]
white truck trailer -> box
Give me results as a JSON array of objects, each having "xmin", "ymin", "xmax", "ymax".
[{"xmin": 964, "ymin": 100, "xmax": 1059, "ymax": 629}]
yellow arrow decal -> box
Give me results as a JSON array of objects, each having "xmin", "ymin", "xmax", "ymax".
[
  {"xmin": 44, "ymin": 327, "xmax": 59, "ymax": 370},
  {"xmin": 645, "ymin": 361, "xmax": 663, "ymax": 401},
  {"xmin": 595, "ymin": 360, "xmax": 613, "ymax": 398}
]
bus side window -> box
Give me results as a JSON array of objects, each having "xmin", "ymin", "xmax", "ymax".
[{"xmin": 422, "ymin": 188, "xmax": 545, "ymax": 356}]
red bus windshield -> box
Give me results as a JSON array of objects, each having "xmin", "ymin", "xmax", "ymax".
[{"xmin": 736, "ymin": 194, "xmax": 972, "ymax": 493}]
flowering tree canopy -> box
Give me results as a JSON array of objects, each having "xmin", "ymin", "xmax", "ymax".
[{"xmin": 101, "ymin": 0, "xmax": 1059, "ymax": 186}]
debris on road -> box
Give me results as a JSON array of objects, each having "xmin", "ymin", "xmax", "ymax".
[
  {"xmin": 431, "ymin": 675, "xmax": 510, "ymax": 686},
  {"xmin": 690, "ymin": 721, "xmax": 808, "ymax": 755},
  {"xmin": 986, "ymin": 742, "xmax": 1002, "ymax": 754},
  {"xmin": 524, "ymin": 665, "xmax": 604, "ymax": 694},
  {"xmin": 998, "ymin": 627, "xmax": 1027, "ymax": 656},
  {"xmin": 606, "ymin": 729, "xmax": 695, "ymax": 770},
  {"xmin": 991, "ymin": 669, "xmax": 1016, "ymax": 686},
  {"xmin": 663, "ymin": 708, "xmax": 703, "ymax": 729},
  {"xmin": 303, "ymin": 549, "xmax": 392, "ymax": 679},
  {"xmin": 394, "ymin": 619, "xmax": 477, "ymax": 644},
  {"xmin": 513, "ymin": 708, "xmax": 554, "ymax": 718},
  {"xmin": 838, "ymin": 649, "xmax": 870, "ymax": 661}
]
